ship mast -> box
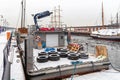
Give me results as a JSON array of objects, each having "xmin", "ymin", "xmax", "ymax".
[
  {"xmin": 23, "ymin": 0, "xmax": 26, "ymax": 27},
  {"xmin": 116, "ymin": 13, "xmax": 119, "ymax": 26},
  {"xmin": 21, "ymin": 0, "xmax": 26, "ymax": 28},
  {"xmin": 102, "ymin": 1, "xmax": 104, "ymax": 28},
  {"xmin": 21, "ymin": 1, "xmax": 23, "ymax": 28}
]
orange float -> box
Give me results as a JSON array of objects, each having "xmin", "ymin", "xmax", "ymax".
[{"xmin": 6, "ymin": 32, "xmax": 11, "ymax": 40}]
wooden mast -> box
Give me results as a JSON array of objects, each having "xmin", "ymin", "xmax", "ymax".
[
  {"xmin": 116, "ymin": 13, "xmax": 119, "ymax": 25},
  {"xmin": 23, "ymin": 0, "xmax": 26, "ymax": 27},
  {"xmin": 21, "ymin": 0, "xmax": 23, "ymax": 28},
  {"xmin": 18, "ymin": 0, "xmax": 28, "ymax": 35},
  {"xmin": 102, "ymin": 1, "xmax": 104, "ymax": 28},
  {"xmin": 21, "ymin": 0, "xmax": 26, "ymax": 27}
]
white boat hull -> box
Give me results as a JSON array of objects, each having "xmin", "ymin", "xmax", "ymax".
[{"xmin": 91, "ymin": 34, "xmax": 120, "ymax": 41}]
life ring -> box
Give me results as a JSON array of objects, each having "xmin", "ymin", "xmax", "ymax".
[
  {"xmin": 37, "ymin": 55, "xmax": 48, "ymax": 63},
  {"xmin": 35, "ymin": 35, "xmax": 41, "ymax": 42},
  {"xmin": 68, "ymin": 53, "xmax": 79, "ymax": 60},
  {"xmin": 49, "ymin": 54, "xmax": 60, "ymax": 61}
]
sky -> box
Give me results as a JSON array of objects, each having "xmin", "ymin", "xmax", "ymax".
[{"xmin": 0, "ymin": 0, "xmax": 120, "ymax": 27}]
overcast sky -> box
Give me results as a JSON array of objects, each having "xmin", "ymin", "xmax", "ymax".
[{"xmin": 0, "ymin": 0, "xmax": 120, "ymax": 27}]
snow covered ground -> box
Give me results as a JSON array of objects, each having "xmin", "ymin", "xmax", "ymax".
[
  {"xmin": 0, "ymin": 31, "xmax": 7, "ymax": 79},
  {"xmin": 0, "ymin": 31, "xmax": 25, "ymax": 80}
]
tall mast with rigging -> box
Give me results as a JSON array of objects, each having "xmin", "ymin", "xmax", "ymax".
[
  {"xmin": 102, "ymin": 1, "xmax": 104, "ymax": 28},
  {"xmin": 21, "ymin": 0, "xmax": 26, "ymax": 28},
  {"xmin": 21, "ymin": 1, "xmax": 23, "ymax": 28},
  {"xmin": 23, "ymin": 0, "xmax": 26, "ymax": 27},
  {"xmin": 18, "ymin": 0, "xmax": 28, "ymax": 35}
]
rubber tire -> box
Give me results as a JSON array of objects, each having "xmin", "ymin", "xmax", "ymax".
[
  {"xmin": 68, "ymin": 53, "xmax": 79, "ymax": 60},
  {"xmin": 59, "ymin": 52, "xmax": 68, "ymax": 58},
  {"xmin": 49, "ymin": 54, "xmax": 60, "ymax": 61},
  {"xmin": 37, "ymin": 55, "xmax": 48, "ymax": 63},
  {"xmin": 38, "ymin": 52, "xmax": 47, "ymax": 56},
  {"xmin": 60, "ymin": 49, "xmax": 68, "ymax": 52},
  {"xmin": 79, "ymin": 53, "xmax": 88, "ymax": 59},
  {"xmin": 57, "ymin": 48, "xmax": 63, "ymax": 52},
  {"xmin": 48, "ymin": 51, "xmax": 58, "ymax": 55}
]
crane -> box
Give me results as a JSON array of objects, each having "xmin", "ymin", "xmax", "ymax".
[{"xmin": 33, "ymin": 11, "xmax": 52, "ymax": 30}]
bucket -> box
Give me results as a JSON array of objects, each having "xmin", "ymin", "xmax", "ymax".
[{"xmin": 6, "ymin": 32, "xmax": 11, "ymax": 40}]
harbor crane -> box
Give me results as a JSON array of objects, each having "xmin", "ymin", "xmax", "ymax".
[{"xmin": 33, "ymin": 11, "xmax": 52, "ymax": 30}]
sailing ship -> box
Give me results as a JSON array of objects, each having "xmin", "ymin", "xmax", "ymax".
[{"xmin": 90, "ymin": 2, "xmax": 120, "ymax": 41}]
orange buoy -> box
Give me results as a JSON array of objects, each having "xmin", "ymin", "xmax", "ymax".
[
  {"xmin": 6, "ymin": 32, "xmax": 11, "ymax": 40},
  {"xmin": 38, "ymin": 42, "xmax": 42, "ymax": 47}
]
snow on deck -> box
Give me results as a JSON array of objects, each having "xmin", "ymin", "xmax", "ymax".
[
  {"xmin": 66, "ymin": 69, "xmax": 120, "ymax": 80},
  {"xmin": 10, "ymin": 43, "xmax": 25, "ymax": 80},
  {"xmin": 33, "ymin": 47, "xmax": 120, "ymax": 80},
  {"xmin": 33, "ymin": 49, "xmax": 100, "ymax": 70}
]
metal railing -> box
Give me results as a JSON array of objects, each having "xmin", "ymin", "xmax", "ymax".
[{"xmin": 2, "ymin": 32, "xmax": 13, "ymax": 80}]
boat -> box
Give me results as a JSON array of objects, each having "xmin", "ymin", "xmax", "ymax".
[
  {"xmin": 16, "ymin": 29, "xmax": 110, "ymax": 80},
  {"xmin": 90, "ymin": 28, "xmax": 120, "ymax": 41},
  {"xmin": 1, "ymin": 1, "xmax": 120, "ymax": 80},
  {"xmin": 90, "ymin": 2, "xmax": 120, "ymax": 41}
]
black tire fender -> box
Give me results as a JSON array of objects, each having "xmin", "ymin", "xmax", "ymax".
[
  {"xmin": 37, "ymin": 55, "xmax": 48, "ymax": 63},
  {"xmin": 38, "ymin": 52, "xmax": 47, "ymax": 56},
  {"xmin": 49, "ymin": 54, "xmax": 60, "ymax": 61},
  {"xmin": 48, "ymin": 51, "xmax": 58, "ymax": 55},
  {"xmin": 68, "ymin": 53, "xmax": 79, "ymax": 60},
  {"xmin": 58, "ymin": 52, "xmax": 68, "ymax": 58}
]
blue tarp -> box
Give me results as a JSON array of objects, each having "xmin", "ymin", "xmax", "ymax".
[{"xmin": 44, "ymin": 48, "xmax": 55, "ymax": 52}]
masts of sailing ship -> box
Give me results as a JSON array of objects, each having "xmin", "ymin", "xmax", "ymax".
[
  {"xmin": 21, "ymin": 0, "xmax": 26, "ymax": 28},
  {"xmin": 102, "ymin": 1, "xmax": 105, "ymax": 28}
]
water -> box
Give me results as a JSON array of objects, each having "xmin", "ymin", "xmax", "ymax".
[{"xmin": 68, "ymin": 35, "xmax": 120, "ymax": 70}]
